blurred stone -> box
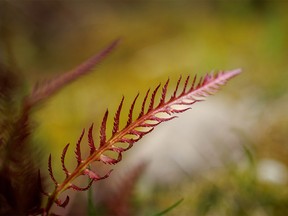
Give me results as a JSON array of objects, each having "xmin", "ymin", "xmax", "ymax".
[
  {"xmin": 124, "ymin": 95, "xmax": 261, "ymax": 185},
  {"xmin": 257, "ymin": 159, "xmax": 288, "ymax": 185}
]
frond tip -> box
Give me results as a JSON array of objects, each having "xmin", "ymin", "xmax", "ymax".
[{"xmin": 45, "ymin": 68, "xmax": 241, "ymax": 213}]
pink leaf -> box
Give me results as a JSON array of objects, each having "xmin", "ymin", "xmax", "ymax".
[
  {"xmin": 181, "ymin": 75, "xmax": 190, "ymax": 95},
  {"xmin": 100, "ymin": 153, "xmax": 122, "ymax": 165},
  {"xmin": 83, "ymin": 168, "xmax": 113, "ymax": 181},
  {"xmin": 138, "ymin": 89, "xmax": 150, "ymax": 119},
  {"xmin": 56, "ymin": 196, "xmax": 70, "ymax": 208},
  {"xmin": 171, "ymin": 75, "xmax": 182, "ymax": 99},
  {"xmin": 189, "ymin": 74, "xmax": 197, "ymax": 91},
  {"xmin": 112, "ymin": 97, "xmax": 124, "ymax": 135},
  {"xmin": 48, "ymin": 154, "xmax": 58, "ymax": 186},
  {"xmin": 61, "ymin": 143, "xmax": 70, "ymax": 177},
  {"xmin": 158, "ymin": 79, "xmax": 169, "ymax": 106},
  {"xmin": 75, "ymin": 129, "xmax": 85, "ymax": 166},
  {"xmin": 148, "ymin": 84, "xmax": 160, "ymax": 112},
  {"xmin": 70, "ymin": 181, "xmax": 93, "ymax": 191},
  {"xmin": 88, "ymin": 124, "xmax": 96, "ymax": 155},
  {"xmin": 100, "ymin": 110, "xmax": 109, "ymax": 147},
  {"xmin": 126, "ymin": 93, "xmax": 139, "ymax": 127}
]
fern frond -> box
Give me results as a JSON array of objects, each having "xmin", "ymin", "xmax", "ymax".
[
  {"xmin": 138, "ymin": 89, "xmax": 150, "ymax": 119},
  {"xmin": 48, "ymin": 154, "xmax": 58, "ymax": 187},
  {"xmin": 88, "ymin": 124, "xmax": 96, "ymax": 155},
  {"xmin": 126, "ymin": 93, "xmax": 139, "ymax": 127},
  {"xmin": 113, "ymin": 96, "xmax": 124, "ymax": 136},
  {"xmin": 97, "ymin": 162, "xmax": 147, "ymax": 216},
  {"xmin": 43, "ymin": 69, "xmax": 241, "ymax": 214},
  {"xmin": 61, "ymin": 144, "xmax": 70, "ymax": 178},
  {"xmin": 100, "ymin": 110, "xmax": 109, "ymax": 147},
  {"xmin": 75, "ymin": 129, "xmax": 85, "ymax": 166},
  {"xmin": 25, "ymin": 39, "xmax": 120, "ymax": 108}
]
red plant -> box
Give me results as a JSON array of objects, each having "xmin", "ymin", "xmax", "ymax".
[
  {"xmin": 0, "ymin": 39, "xmax": 120, "ymax": 215},
  {"xmin": 41, "ymin": 66, "xmax": 241, "ymax": 214},
  {"xmin": 0, "ymin": 34, "xmax": 241, "ymax": 214}
]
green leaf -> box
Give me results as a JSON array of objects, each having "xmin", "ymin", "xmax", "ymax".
[
  {"xmin": 87, "ymin": 181, "xmax": 97, "ymax": 216},
  {"xmin": 153, "ymin": 198, "xmax": 184, "ymax": 216}
]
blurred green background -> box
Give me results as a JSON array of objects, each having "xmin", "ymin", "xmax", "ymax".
[{"xmin": 1, "ymin": 0, "xmax": 287, "ymax": 215}]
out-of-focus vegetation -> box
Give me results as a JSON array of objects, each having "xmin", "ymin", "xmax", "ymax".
[{"xmin": 1, "ymin": 0, "xmax": 287, "ymax": 215}]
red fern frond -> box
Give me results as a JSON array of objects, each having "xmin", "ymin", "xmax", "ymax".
[
  {"xmin": 83, "ymin": 169, "xmax": 113, "ymax": 181},
  {"xmin": 172, "ymin": 75, "xmax": 182, "ymax": 99},
  {"xmin": 88, "ymin": 124, "xmax": 96, "ymax": 155},
  {"xmin": 55, "ymin": 196, "xmax": 70, "ymax": 208},
  {"xmin": 25, "ymin": 39, "xmax": 120, "ymax": 108},
  {"xmin": 100, "ymin": 110, "xmax": 109, "ymax": 147},
  {"xmin": 159, "ymin": 79, "xmax": 169, "ymax": 105},
  {"xmin": 148, "ymin": 84, "xmax": 160, "ymax": 112},
  {"xmin": 182, "ymin": 75, "xmax": 190, "ymax": 95},
  {"xmin": 44, "ymin": 69, "xmax": 241, "ymax": 214},
  {"xmin": 75, "ymin": 129, "xmax": 85, "ymax": 166},
  {"xmin": 138, "ymin": 89, "xmax": 150, "ymax": 119},
  {"xmin": 100, "ymin": 152, "xmax": 122, "ymax": 165},
  {"xmin": 112, "ymin": 97, "xmax": 124, "ymax": 135},
  {"xmin": 61, "ymin": 144, "xmax": 70, "ymax": 178},
  {"xmin": 70, "ymin": 181, "xmax": 94, "ymax": 191},
  {"xmin": 126, "ymin": 93, "xmax": 139, "ymax": 127},
  {"xmin": 48, "ymin": 155, "xmax": 58, "ymax": 186}
]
